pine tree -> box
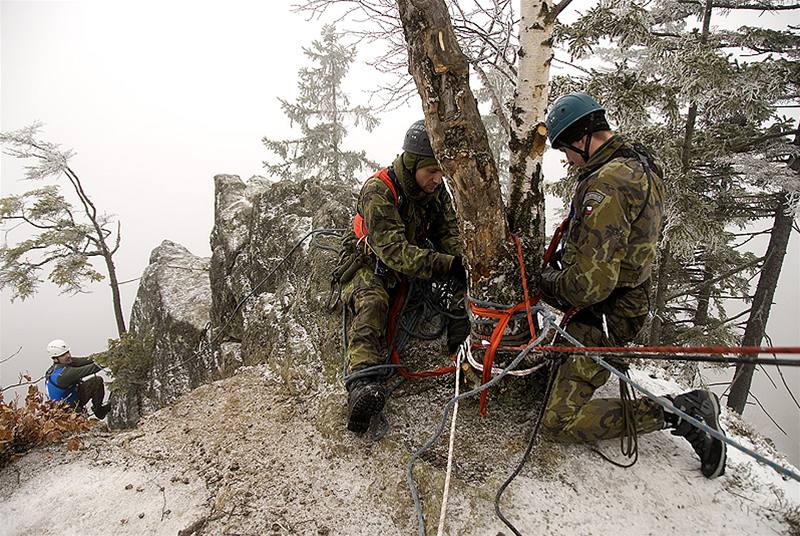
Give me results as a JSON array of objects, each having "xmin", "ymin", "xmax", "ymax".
[
  {"xmin": 262, "ymin": 25, "xmax": 379, "ymax": 186},
  {"xmin": 553, "ymin": 0, "xmax": 799, "ymax": 350}
]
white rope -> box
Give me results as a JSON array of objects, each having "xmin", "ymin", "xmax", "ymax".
[
  {"xmin": 465, "ymin": 340, "xmax": 547, "ymax": 377},
  {"xmin": 436, "ymin": 343, "xmax": 463, "ymax": 536}
]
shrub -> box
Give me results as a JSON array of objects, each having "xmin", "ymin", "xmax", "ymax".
[
  {"xmin": 0, "ymin": 381, "xmax": 95, "ymax": 467},
  {"xmin": 93, "ymin": 333, "xmax": 154, "ymax": 397}
]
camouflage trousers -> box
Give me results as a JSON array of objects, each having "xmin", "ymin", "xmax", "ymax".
[
  {"xmin": 542, "ymin": 310, "xmax": 665, "ymax": 442},
  {"xmin": 342, "ymin": 266, "xmax": 396, "ymax": 373},
  {"xmin": 342, "ymin": 265, "xmax": 465, "ymax": 374}
]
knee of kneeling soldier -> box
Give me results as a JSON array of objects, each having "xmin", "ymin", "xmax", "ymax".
[{"xmin": 542, "ymin": 408, "xmax": 582, "ymax": 443}]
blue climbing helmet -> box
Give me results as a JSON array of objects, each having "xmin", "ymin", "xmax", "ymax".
[{"xmin": 545, "ymin": 92, "xmax": 605, "ymax": 147}]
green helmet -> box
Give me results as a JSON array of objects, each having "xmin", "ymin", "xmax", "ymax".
[
  {"xmin": 545, "ymin": 92, "xmax": 605, "ymax": 146},
  {"xmin": 403, "ymin": 120, "xmax": 434, "ymax": 157}
]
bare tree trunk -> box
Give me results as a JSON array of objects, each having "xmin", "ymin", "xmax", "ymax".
[
  {"xmin": 64, "ymin": 166, "xmax": 127, "ymax": 336},
  {"xmin": 396, "ymin": 0, "xmax": 521, "ymax": 303},
  {"xmin": 506, "ymin": 0, "xmax": 554, "ymax": 272},
  {"xmin": 104, "ymin": 252, "xmax": 127, "ymax": 336},
  {"xmin": 693, "ymin": 260, "xmax": 712, "ymax": 326},
  {"xmin": 727, "ymin": 194, "xmax": 793, "ymax": 413}
]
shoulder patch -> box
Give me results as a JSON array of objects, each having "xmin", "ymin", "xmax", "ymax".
[{"xmin": 583, "ymin": 191, "xmax": 606, "ymax": 206}]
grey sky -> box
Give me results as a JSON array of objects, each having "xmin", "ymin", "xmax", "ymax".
[{"xmin": 1, "ymin": 1, "xmax": 798, "ymax": 464}]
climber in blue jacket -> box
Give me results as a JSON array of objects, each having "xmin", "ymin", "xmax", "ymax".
[{"xmin": 45, "ymin": 339, "xmax": 111, "ymax": 419}]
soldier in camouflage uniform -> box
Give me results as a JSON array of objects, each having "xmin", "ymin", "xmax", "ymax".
[
  {"xmin": 539, "ymin": 93, "xmax": 726, "ymax": 478},
  {"xmin": 335, "ymin": 120, "xmax": 467, "ymax": 433}
]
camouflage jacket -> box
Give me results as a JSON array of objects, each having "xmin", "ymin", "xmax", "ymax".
[
  {"xmin": 543, "ymin": 135, "xmax": 665, "ymax": 313},
  {"xmin": 336, "ymin": 154, "xmax": 461, "ymax": 286}
]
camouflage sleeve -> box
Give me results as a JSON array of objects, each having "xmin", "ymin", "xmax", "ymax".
[
  {"xmin": 360, "ymin": 179, "xmax": 454, "ymax": 278},
  {"xmin": 551, "ymin": 170, "xmax": 634, "ymax": 309},
  {"xmin": 428, "ymin": 192, "xmax": 462, "ymax": 257}
]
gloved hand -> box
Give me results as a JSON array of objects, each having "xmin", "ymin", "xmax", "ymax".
[
  {"xmin": 539, "ymin": 266, "xmax": 560, "ymax": 300},
  {"xmin": 447, "ymin": 315, "xmax": 470, "ymax": 355},
  {"xmin": 449, "ymin": 255, "xmax": 467, "ymax": 283}
]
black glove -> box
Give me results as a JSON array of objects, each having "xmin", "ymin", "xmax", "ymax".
[
  {"xmin": 449, "ymin": 255, "xmax": 467, "ymax": 283},
  {"xmin": 548, "ymin": 247, "xmax": 564, "ymax": 270},
  {"xmin": 539, "ymin": 266, "xmax": 560, "ymax": 299},
  {"xmin": 447, "ymin": 315, "xmax": 470, "ymax": 355},
  {"xmin": 539, "ymin": 267, "xmax": 572, "ymax": 312}
]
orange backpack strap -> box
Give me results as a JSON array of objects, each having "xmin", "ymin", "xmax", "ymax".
[{"xmin": 353, "ymin": 168, "xmax": 400, "ymax": 240}]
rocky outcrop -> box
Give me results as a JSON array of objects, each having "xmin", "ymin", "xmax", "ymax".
[
  {"xmin": 209, "ymin": 175, "xmax": 351, "ymax": 383},
  {"xmin": 109, "ymin": 240, "xmax": 213, "ymax": 428},
  {"xmin": 209, "ymin": 174, "xmax": 270, "ymax": 350}
]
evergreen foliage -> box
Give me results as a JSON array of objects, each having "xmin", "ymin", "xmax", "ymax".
[
  {"xmin": 92, "ymin": 333, "xmax": 154, "ymax": 398},
  {"xmin": 552, "ymin": 0, "xmax": 799, "ymax": 347},
  {"xmin": 0, "ymin": 123, "xmax": 127, "ymax": 335},
  {"xmin": 262, "ymin": 25, "xmax": 379, "ymax": 186}
]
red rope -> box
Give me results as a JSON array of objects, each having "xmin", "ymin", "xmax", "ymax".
[
  {"xmin": 533, "ymin": 345, "xmax": 800, "ymax": 355},
  {"xmin": 468, "ymin": 234, "xmax": 541, "ymax": 416}
]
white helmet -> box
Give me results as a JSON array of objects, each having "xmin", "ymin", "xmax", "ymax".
[{"xmin": 47, "ymin": 339, "xmax": 70, "ymax": 358}]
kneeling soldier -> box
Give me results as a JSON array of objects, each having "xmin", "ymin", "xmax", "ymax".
[
  {"xmin": 335, "ymin": 120, "xmax": 467, "ymax": 433},
  {"xmin": 539, "ymin": 92, "xmax": 726, "ymax": 478}
]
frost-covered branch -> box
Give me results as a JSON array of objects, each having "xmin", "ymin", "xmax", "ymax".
[{"xmin": 0, "ymin": 124, "xmax": 127, "ymax": 335}]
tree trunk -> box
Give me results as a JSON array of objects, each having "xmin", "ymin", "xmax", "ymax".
[
  {"xmin": 506, "ymin": 0, "xmax": 554, "ymax": 273},
  {"xmin": 693, "ymin": 260, "xmax": 712, "ymax": 326},
  {"xmin": 728, "ymin": 122, "xmax": 799, "ymax": 414},
  {"xmin": 103, "ymin": 252, "xmax": 127, "ymax": 336},
  {"xmin": 395, "ymin": 0, "xmax": 521, "ymax": 303},
  {"xmin": 648, "ymin": 242, "xmax": 672, "ymax": 345}
]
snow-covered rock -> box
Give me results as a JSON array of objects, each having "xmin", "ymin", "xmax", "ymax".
[
  {"xmin": 109, "ymin": 240, "xmax": 212, "ymax": 428},
  {"xmin": 209, "ymin": 174, "xmax": 350, "ymax": 382},
  {"xmin": 209, "ymin": 174, "xmax": 269, "ymax": 351}
]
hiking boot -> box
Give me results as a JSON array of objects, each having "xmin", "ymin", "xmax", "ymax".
[
  {"xmin": 346, "ymin": 378, "xmax": 386, "ymax": 433},
  {"xmin": 93, "ymin": 403, "xmax": 111, "ymax": 420},
  {"xmin": 668, "ymin": 390, "xmax": 726, "ymax": 479}
]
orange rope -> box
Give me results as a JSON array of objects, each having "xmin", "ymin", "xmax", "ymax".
[{"xmin": 468, "ymin": 234, "xmax": 542, "ymax": 416}]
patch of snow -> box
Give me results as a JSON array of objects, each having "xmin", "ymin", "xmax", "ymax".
[{"xmin": 0, "ymin": 449, "xmax": 207, "ymax": 536}]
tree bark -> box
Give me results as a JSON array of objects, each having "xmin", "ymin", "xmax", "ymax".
[
  {"xmin": 693, "ymin": 260, "xmax": 712, "ymax": 326},
  {"xmin": 648, "ymin": 242, "xmax": 672, "ymax": 345},
  {"xmin": 506, "ymin": 0, "xmax": 554, "ymax": 271},
  {"xmin": 395, "ymin": 0, "xmax": 521, "ymax": 303},
  {"xmin": 104, "ymin": 252, "xmax": 127, "ymax": 336},
  {"xmin": 728, "ymin": 122, "xmax": 800, "ymax": 414},
  {"xmin": 64, "ymin": 166, "xmax": 127, "ymax": 336}
]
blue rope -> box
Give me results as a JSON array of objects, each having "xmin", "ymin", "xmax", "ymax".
[{"xmin": 552, "ymin": 323, "xmax": 800, "ymax": 483}]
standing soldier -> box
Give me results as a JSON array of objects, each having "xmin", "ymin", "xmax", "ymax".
[
  {"xmin": 45, "ymin": 339, "xmax": 111, "ymax": 419},
  {"xmin": 539, "ymin": 92, "xmax": 726, "ymax": 478},
  {"xmin": 335, "ymin": 120, "xmax": 467, "ymax": 433}
]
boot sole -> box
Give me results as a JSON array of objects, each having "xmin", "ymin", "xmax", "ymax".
[
  {"xmin": 705, "ymin": 393, "xmax": 726, "ymax": 479},
  {"xmin": 347, "ymin": 390, "xmax": 385, "ymax": 434}
]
